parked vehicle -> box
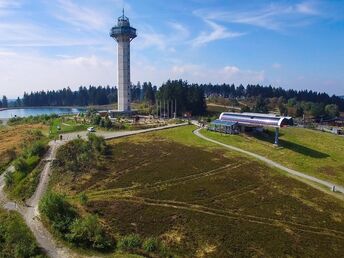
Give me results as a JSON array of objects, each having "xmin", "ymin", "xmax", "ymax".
[{"xmin": 87, "ymin": 127, "xmax": 96, "ymax": 132}]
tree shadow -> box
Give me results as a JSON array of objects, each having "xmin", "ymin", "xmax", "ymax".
[{"xmin": 247, "ymin": 130, "xmax": 329, "ymax": 159}]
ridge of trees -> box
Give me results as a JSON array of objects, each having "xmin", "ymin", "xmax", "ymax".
[{"xmin": 2, "ymin": 81, "xmax": 344, "ymax": 115}]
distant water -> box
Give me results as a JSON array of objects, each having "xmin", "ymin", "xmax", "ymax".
[{"xmin": 0, "ymin": 107, "xmax": 85, "ymax": 119}]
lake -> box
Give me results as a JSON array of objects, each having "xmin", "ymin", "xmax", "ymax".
[{"xmin": 0, "ymin": 107, "xmax": 86, "ymax": 119}]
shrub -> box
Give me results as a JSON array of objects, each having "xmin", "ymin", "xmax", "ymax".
[
  {"xmin": 118, "ymin": 234, "xmax": 142, "ymax": 251},
  {"xmin": 99, "ymin": 118, "xmax": 105, "ymax": 128},
  {"xmin": 79, "ymin": 192, "xmax": 88, "ymax": 205},
  {"xmin": 11, "ymin": 168, "xmax": 41, "ymax": 200},
  {"xmin": 26, "ymin": 155, "xmax": 40, "ymax": 170},
  {"xmin": 67, "ymin": 215, "xmax": 114, "ymax": 250},
  {"xmin": 14, "ymin": 156, "xmax": 40, "ymax": 176},
  {"xmin": 104, "ymin": 117, "xmax": 113, "ymax": 129},
  {"xmin": 39, "ymin": 192, "xmax": 76, "ymax": 234},
  {"xmin": 87, "ymin": 134, "xmax": 108, "ymax": 155},
  {"xmin": 29, "ymin": 141, "xmax": 47, "ymax": 157},
  {"xmin": 14, "ymin": 157, "xmax": 30, "ymax": 175},
  {"xmin": 56, "ymin": 139, "xmax": 94, "ymax": 172},
  {"xmin": 56, "ymin": 135, "xmax": 109, "ymax": 173},
  {"xmin": 0, "ymin": 210, "xmax": 44, "ymax": 257},
  {"xmin": 4, "ymin": 171, "xmax": 14, "ymax": 187},
  {"xmin": 143, "ymin": 237, "xmax": 159, "ymax": 252}
]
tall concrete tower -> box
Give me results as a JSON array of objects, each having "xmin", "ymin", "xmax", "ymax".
[{"xmin": 110, "ymin": 10, "xmax": 137, "ymax": 112}]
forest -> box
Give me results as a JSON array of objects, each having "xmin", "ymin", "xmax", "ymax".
[{"xmin": 2, "ymin": 80, "xmax": 344, "ymax": 117}]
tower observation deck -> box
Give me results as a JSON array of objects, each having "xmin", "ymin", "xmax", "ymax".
[{"xmin": 110, "ymin": 10, "xmax": 137, "ymax": 112}]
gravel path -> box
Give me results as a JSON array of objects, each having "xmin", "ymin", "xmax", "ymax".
[
  {"xmin": 0, "ymin": 123, "xmax": 187, "ymax": 258},
  {"xmin": 193, "ymin": 128, "xmax": 344, "ymax": 194}
]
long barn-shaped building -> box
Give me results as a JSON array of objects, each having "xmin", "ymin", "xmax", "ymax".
[
  {"xmin": 209, "ymin": 112, "xmax": 293, "ymax": 145},
  {"xmin": 219, "ymin": 112, "xmax": 293, "ymax": 128}
]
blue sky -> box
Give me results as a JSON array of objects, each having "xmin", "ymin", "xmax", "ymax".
[{"xmin": 0, "ymin": 0, "xmax": 344, "ymax": 98}]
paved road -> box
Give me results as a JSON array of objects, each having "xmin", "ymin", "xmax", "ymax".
[
  {"xmin": 61, "ymin": 123, "xmax": 187, "ymax": 141},
  {"xmin": 0, "ymin": 123, "xmax": 187, "ymax": 258},
  {"xmin": 193, "ymin": 128, "xmax": 344, "ymax": 194}
]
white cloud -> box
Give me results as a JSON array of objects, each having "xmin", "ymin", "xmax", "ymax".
[
  {"xmin": 295, "ymin": 2, "xmax": 319, "ymax": 15},
  {"xmin": 137, "ymin": 30, "xmax": 168, "ymax": 50},
  {"xmin": 272, "ymin": 63, "xmax": 282, "ymax": 69},
  {"xmin": 168, "ymin": 22, "xmax": 189, "ymax": 38},
  {"xmin": 0, "ymin": 0, "xmax": 20, "ymax": 17},
  {"xmin": 0, "ymin": 0, "xmax": 20, "ymax": 8},
  {"xmin": 54, "ymin": 0, "xmax": 107, "ymax": 30},
  {"xmin": 0, "ymin": 21, "xmax": 104, "ymax": 48},
  {"xmin": 167, "ymin": 63, "xmax": 265, "ymax": 85},
  {"xmin": 192, "ymin": 19, "xmax": 245, "ymax": 47},
  {"xmin": 0, "ymin": 49, "xmax": 17, "ymax": 56},
  {"xmin": 195, "ymin": 1, "xmax": 323, "ymax": 32},
  {"xmin": 0, "ymin": 52, "xmax": 116, "ymax": 97},
  {"xmin": 137, "ymin": 22, "xmax": 190, "ymax": 51},
  {"xmin": 223, "ymin": 66, "xmax": 240, "ymax": 75}
]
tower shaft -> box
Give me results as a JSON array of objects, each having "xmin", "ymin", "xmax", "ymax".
[
  {"xmin": 110, "ymin": 10, "xmax": 136, "ymax": 113},
  {"xmin": 117, "ymin": 38, "xmax": 131, "ymax": 111}
]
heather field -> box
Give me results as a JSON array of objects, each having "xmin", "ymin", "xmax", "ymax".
[{"xmin": 49, "ymin": 126, "xmax": 344, "ymax": 257}]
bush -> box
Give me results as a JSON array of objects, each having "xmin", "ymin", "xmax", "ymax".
[
  {"xmin": 0, "ymin": 210, "xmax": 44, "ymax": 257},
  {"xmin": 39, "ymin": 192, "xmax": 77, "ymax": 234},
  {"xmin": 11, "ymin": 168, "xmax": 41, "ymax": 200},
  {"xmin": 143, "ymin": 237, "xmax": 159, "ymax": 252},
  {"xmin": 56, "ymin": 139, "xmax": 93, "ymax": 172},
  {"xmin": 56, "ymin": 135, "xmax": 109, "ymax": 173},
  {"xmin": 87, "ymin": 134, "xmax": 108, "ymax": 155},
  {"xmin": 26, "ymin": 155, "xmax": 40, "ymax": 169},
  {"xmin": 104, "ymin": 117, "xmax": 113, "ymax": 129},
  {"xmin": 118, "ymin": 234, "xmax": 142, "ymax": 251},
  {"xmin": 4, "ymin": 171, "xmax": 14, "ymax": 187},
  {"xmin": 79, "ymin": 192, "xmax": 88, "ymax": 205},
  {"xmin": 14, "ymin": 155, "xmax": 40, "ymax": 176},
  {"xmin": 67, "ymin": 215, "xmax": 114, "ymax": 250},
  {"xmin": 14, "ymin": 157, "xmax": 30, "ymax": 175},
  {"xmin": 29, "ymin": 141, "xmax": 47, "ymax": 157}
]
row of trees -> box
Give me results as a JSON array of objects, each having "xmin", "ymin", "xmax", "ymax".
[
  {"xmin": 16, "ymin": 80, "xmax": 205, "ymax": 115},
  {"xmin": 157, "ymin": 80, "xmax": 206, "ymax": 116},
  {"xmin": 280, "ymin": 97, "xmax": 340, "ymax": 118},
  {"xmin": 200, "ymin": 83, "xmax": 344, "ymax": 111},
  {"xmin": 6, "ymin": 81, "xmax": 344, "ymax": 117},
  {"xmin": 17, "ymin": 83, "xmax": 157, "ymax": 107}
]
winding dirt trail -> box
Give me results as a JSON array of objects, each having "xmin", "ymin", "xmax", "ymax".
[
  {"xmin": 1, "ymin": 142, "xmax": 76, "ymax": 258},
  {"xmin": 0, "ymin": 123, "xmax": 187, "ymax": 258}
]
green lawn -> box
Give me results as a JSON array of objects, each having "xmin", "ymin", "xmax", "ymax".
[
  {"xmin": 49, "ymin": 126, "xmax": 344, "ymax": 257},
  {"xmin": 201, "ymin": 127, "xmax": 344, "ymax": 185},
  {"xmin": 49, "ymin": 118, "xmax": 88, "ymax": 138}
]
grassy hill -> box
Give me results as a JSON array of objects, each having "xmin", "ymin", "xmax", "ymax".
[
  {"xmin": 201, "ymin": 127, "xmax": 344, "ymax": 186},
  {"xmin": 47, "ymin": 126, "xmax": 344, "ymax": 257}
]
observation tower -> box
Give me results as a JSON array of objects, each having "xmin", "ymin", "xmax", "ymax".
[{"xmin": 110, "ymin": 9, "xmax": 137, "ymax": 112}]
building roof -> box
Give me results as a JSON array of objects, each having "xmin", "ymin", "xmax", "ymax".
[
  {"xmin": 219, "ymin": 112, "xmax": 293, "ymax": 128},
  {"xmin": 211, "ymin": 119, "xmax": 238, "ymax": 127}
]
